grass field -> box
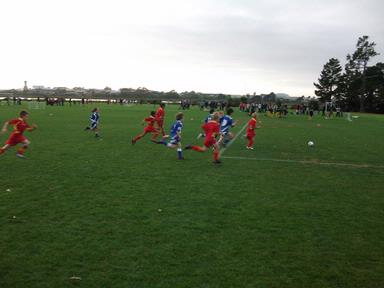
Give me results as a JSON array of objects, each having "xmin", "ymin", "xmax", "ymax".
[{"xmin": 1, "ymin": 103, "xmax": 383, "ymax": 288}]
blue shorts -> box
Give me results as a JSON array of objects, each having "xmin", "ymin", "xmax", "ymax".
[
  {"xmin": 220, "ymin": 130, "xmax": 229, "ymax": 136},
  {"xmin": 169, "ymin": 135, "xmax": 180, "ymax": 145},
  {"xmin": 90, "ymin": 122, "xmax": 98, "ymax": 130}
]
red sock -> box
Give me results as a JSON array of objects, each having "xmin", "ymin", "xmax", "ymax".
[
  {"xmin": 213, "ymin": 150, "xmax": 219, "ymax": 161},
  {"xmin": 0, "ymin": 148, "xmax": 5, "ymax": 155},
  {"xmin": 248, "ymin": 138, "xmax": 254, "ymax": 147},
  {"xmin": 191, "ymin": 146, "xmax": 204, "ymax": 152},
  {"xmin": 133, "ymin": 135, "xmax": 142, "ymax": 142}
]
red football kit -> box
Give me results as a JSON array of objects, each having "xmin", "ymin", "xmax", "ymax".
[
  {"xmin": 246, "ymin": 118, "xmax": 257, "ymax": 147},
  {"xmin": 6, "ymin": 118, "xmax": 31, "ymax": 146},
  {"xmin": 155, "ymin": 106, "xmax": 165, "ymax": 135},
  {"xmin": 203, "ymin": 120, "xmax": 220, "ymax": 148},
  {"xmin": 144, "ymin": 116, "xmax": 158, "ymax": 133},
  {"xmin": 247, "ymin": 118, "xmax": 257, "ymax": 136},
  {"xmin": 156, "ymin": 107, "xmax": 164, "ymax": 124}
]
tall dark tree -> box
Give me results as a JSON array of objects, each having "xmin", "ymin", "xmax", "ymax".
[
  {"xmin": 365, "ymin": 62, "xmax": 384, "ymax": 113},
  {"xmin": 314, "ymin": 58, "xmax": 343, "ymax": 103},
  {"xmin": 345, "ymin": 35, "xmax": 379, "ymax": 112}
]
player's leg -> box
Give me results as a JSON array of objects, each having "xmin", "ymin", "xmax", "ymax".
[
  {"xmin": 223, "ymin": 132, "xmax": 233, "ymax": 146},
  {"xmin": 185, "ymin": 145, "xmax": 206, "ymax": 152},
  {"xmin": 212, "ymin": 143, "xmax": 221, "ymax": 163},
  {"xmin": 246, "ymin": 134, "xmax": 254, "ymax": 149},
  {"xmin": 0, "ymin": 144, "xmax": 10, "ymax": 155},
  {"xmin": 132, "ymin": 130, "xmax": 147, "ymax": 144},
  {"xmin": 176, "ymin": 142, "xmax": 183, "ymax": 160},
  {"xmin": 16, "ymin": 139, "xmax": 30, "ymax": 158},
  {"xmin": 150, "ymin": 130, "xmax": 160, "ymax": 141},
  {"xmin": 92, "ymin": 126, "xmax": 100, "ymax": 138},
  {"xmin": 157, "ymin": 121, "xmax": 166, "ymax": 136}
]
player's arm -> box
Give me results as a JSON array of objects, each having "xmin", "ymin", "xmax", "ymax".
[
  {"xmin": 26, "ymin": 124, "xmax": 38, "ymax": 131},
  {"xmin": 1, "ymin": 121, "xmax": 9, "ymax": 134}
]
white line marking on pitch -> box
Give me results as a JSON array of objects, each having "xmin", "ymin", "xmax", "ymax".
[
  {"xmin": 221, "ymin": 156, "xmax": 384, "ymax": 169},
  {"xmin": 219, "ymin": 122, "xmax": 249, "ymax": 157}
]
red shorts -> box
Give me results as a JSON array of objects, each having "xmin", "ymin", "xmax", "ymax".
[
  {"xmin": 247, "ymin": 132, "xmax": 255, "ymax": 139},
  {"xmin": 144, "ymin": 126, "xmax": 158, "ymax": 133},
  {"xmin": 6, "ymin": 133, "xmax": 27, "ymax": 146},
  {"xmin": 204, "ymin": 137, "xmax": 216, "ymax": 148}
]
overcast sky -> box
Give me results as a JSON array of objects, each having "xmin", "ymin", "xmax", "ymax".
[{"xmin": 1, "ymin": 0, "xmax": 383, "ymax": 96}]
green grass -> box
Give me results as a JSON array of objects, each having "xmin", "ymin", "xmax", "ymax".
[{"xmin": 0, "ymin": 103, "xmax": 383, "ymax": 288}]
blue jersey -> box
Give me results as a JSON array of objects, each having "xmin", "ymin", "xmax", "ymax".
[
  {"xmin": 220, "ymin": 115, "xmax": 233, "ymax": 134},
  {"xmin": 169, "ymin": 120, "xmax": 183, "ymax": 144},
  {"xmin": 90, "ymin": 112, "xmax": 100, "ymax": 124}
]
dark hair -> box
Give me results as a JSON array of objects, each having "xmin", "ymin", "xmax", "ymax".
[
  {"xmin": 20, "ymin": 111, "xmax": 29, "ymax": 117},
  {"xmin": 176, "ymin": 112, "xmax": 183, "ymax": 120},
  {"xmin": 227, "ymin": 108, "xmax": 234, "ymax": 115},
  {"xmin": 92, "ymin": 108, "xmax": 98, "ymax": 112},
  {"xmin": 160, "ymin": 103, "xmax": 165, "ymax": 108},
  {"xmin": 209, "ymin": 108, "xmax": 215, "ymax": 114},
  {"xmin": 150, "ymin": 111, "xmax": 156, "ymax": 116}
]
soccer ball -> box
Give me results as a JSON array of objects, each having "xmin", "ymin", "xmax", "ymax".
[{"xmin": 308, "ymin": 141, "xmax": 314, "ymax": 147}]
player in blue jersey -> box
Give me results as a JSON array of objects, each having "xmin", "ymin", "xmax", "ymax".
[
  {"xmin": 197, "ymin": 108, "xmax": 215, "ymax": 139},
  {"xmin": 218, "ymin": 108, "xmax": 237, "ymax": 147},
  {"xmin": 84, "ymin": 108, "xmax": 101, "ymax": 138},
  {"xmin": 153, "ymin": 112, "xmax": 184, "ymax": 160}
]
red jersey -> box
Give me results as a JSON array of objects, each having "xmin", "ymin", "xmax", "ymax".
[
  {"xmin": 247, "ymin": 118, "xmax": 257, "ymax": 134},
  {"xmin": 144, "ymin": 116, "xmax": 156, "ymax": 127},
  {"xmin": 203, "ymin": 121, "xmax": 220, "ymax": 139},
  {"xmin": 8, "ymin": 118, "xmax": 30, "ymax": 135},
  {"xmin": 155, "ymin": 107, "xmax": 165, "ymax": 121}
]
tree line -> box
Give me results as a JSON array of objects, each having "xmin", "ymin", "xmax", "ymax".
[{"xmin": 314, "ymin": 35, "xmax": 384, "ymax": 113}]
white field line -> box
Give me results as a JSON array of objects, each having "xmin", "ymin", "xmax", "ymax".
[
  {"xmin": 221, "ymin": 156, "xmax": 384, "ymax": 169},
  {"xmin": 219, "ymin": 122, "xmax": 249, "ymax": 157}
]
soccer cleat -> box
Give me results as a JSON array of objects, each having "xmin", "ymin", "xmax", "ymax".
[
  {"xmin": 184, "ymin": 145, "xmax": 192, "ymax": 150},
  {"xmin": 16, "ymin": 153, "xmax": 26, "ymax": 159},
  {"xmin": 197, "ymin": 133, "xmax": 203, "ymax": 139},
  {"xmin": 84, "ymin": 126, "xmax": 90, "ymax": 131},
  {"xmin": 246, "ymin": 146, "xmax": 254, "ymax": 150},
  {"xmin": 131, "ymin": 139, "xmax": 136, "ymax": 145},
  {"xmin": 213, "ymin": 160, "xmax": 222, "ymax": 164}
]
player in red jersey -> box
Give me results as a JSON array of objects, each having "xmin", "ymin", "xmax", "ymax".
[
  {"xmin": 185, "ymin": 112, "xmax": 222, "ymax": 164},
  {"xmin": 155, "ymin": 103, "xmax": 166, "ymax": 136},
  {"xmin": 132, "ymin": 111, "xmax": 160, "ymax": 144},
  {"xmin": 0, "ymin": 111, "xmax": 37, "ymax": 158},
  {"xmin": 246, "ymin": 112, "xmax": 257, "ymax": 150}
]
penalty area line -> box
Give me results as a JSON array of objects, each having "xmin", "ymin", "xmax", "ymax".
[
  {"xmin": 219, "ymin": 122, "xmax": 249, "ymax": 157},
  {"xmin": 221, "ymin": 156, "xmax": 384, "ymax": 169}
]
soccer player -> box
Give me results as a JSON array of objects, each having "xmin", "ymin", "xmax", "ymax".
[
  {"xmin": 132, "ymin": 111, "xmax": 159, "ymax": 144},
  {"xmin": 185, "ymin": 112, "xmax": 221, "ymax": 164},
  {"xmin": 246, "ymin": 113, "xmax": 257, "ymax": 150},
  {"xmin": 197, "ymin": 108, "xmax": 215, "ymax": 139},
  {"xmin": 0, "ymin": 111, "xmax": 37, "ymax": 158},
  {"xmin": 85, "ymin": 108, "xmax": 101, "ymax": 138},
  {"xmin": 154, "ymin": 112, "xmax": 184, "ymax": 160},
  {"xmin": 218, "ymin": 108, "xmax": 237, "ymax": 147},
  {"xmin": 155, "ymin": 103, "xmax": 166, "ymax": 136}
]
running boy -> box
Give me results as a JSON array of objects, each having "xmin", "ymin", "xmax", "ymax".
[
  {"xmin": 154, "ymin": 112, "xmax": 184, "ymax": 160},
  {"xmin": 132, "ymin": 111, "xmax": 159, "ymax": 144},
  {"xmin": 85, "ymin": 107, "xmax": 101, "ymax": 138},
  {"xmin": 0, "ymin": 111, "xmax": 37, "ymax": 158},
  {"xmin": 246, "ymin": 112, "xmax": 257, "ymax": 150},
  {"xmin": 218, "ymin": 108, "xmax": 237, "ymax": 147},
  {"xmin": 155, "ymin": 103, "xmax": 166, "ymax": 136},
  {"xmin": 185, "ymin": 112, "xmax": 221, "ymax": 164}
]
